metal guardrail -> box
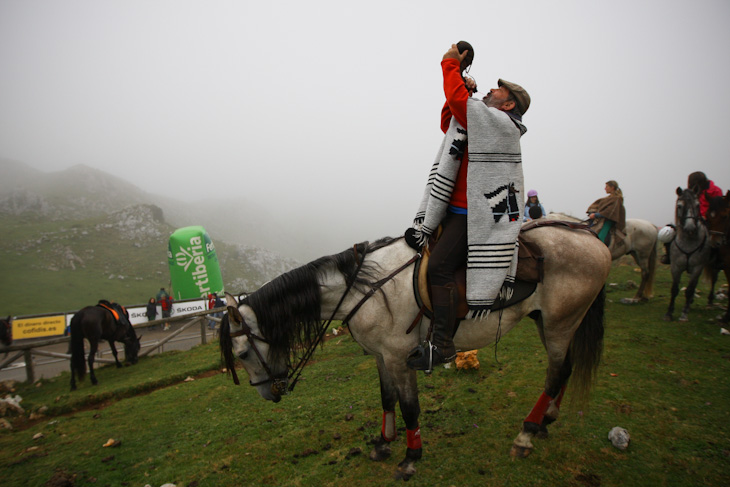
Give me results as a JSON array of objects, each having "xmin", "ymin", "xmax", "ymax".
[{"xmin": 0, "ymin": 307, "xmax": 226, "ymax": 383}]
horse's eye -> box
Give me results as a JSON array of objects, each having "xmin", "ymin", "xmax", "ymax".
[{"xmin": 239, "ymin": 351, "xmax": 249, "ymax": 361}]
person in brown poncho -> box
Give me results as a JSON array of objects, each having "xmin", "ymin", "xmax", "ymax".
[{"xmin": 586, "ymin": 180, "xmax": 626, "ymax": 246}]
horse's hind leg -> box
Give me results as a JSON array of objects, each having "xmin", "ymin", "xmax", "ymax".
[
  {"xmin": 512, "ymin": 311, "xmax": 576, "ymax": 458},
  {"xmin": 511, "ymin": 355, "xmax": 571, "ymax": 458}
]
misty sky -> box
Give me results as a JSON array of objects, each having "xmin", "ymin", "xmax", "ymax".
[{"xmin": 1, "ymin": 0, "xmax": 729, "ymax": 253}]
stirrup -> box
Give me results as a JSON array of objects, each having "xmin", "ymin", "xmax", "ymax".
[{"xmin": 406, "ymin": 341, "xmax": 455, "ymax": 372}]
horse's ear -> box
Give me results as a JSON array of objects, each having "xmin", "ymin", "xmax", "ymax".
[
  {"xmin": 676, "ymin": 187, "xmax": 683, "ymax": 196},
  {"xmin": 225, "ymin": 292, "xmax": 243, "ymax": 325}
]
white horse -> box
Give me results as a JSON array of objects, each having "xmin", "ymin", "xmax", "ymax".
[
  {"xmin": 220, "ymin": 225, "xmax": 611, "ymax": 480},
  {"xmin": 547, "ymin": 213, "xmax": 658, "ymax": 302}
]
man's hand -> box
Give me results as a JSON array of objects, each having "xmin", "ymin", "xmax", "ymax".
[
  {"xmin": 443, "ymin": 43, "xmax": 468, "ymax": 63},
  {"xmin": 464, "ymin": 76, "xmax": 477, "ymax": 94}
]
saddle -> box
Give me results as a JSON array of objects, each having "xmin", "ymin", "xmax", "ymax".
[
  {"xmin": 413, "ymin": 219, "xmax": 594, "ymax": 319},
  {"xmin": 97, "ymin": 301, "xmax": 120, "ymax": 321}
]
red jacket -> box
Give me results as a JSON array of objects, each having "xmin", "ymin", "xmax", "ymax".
[
  {"xmin": 700, "ymin": 180, "xmax": 723, "ymax": 218},
  {"xmin": 440, "ymin": 58, "xmax": 470, "ymax": 210}
]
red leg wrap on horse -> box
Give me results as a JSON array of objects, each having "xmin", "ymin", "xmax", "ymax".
[
  {"xmin": 525, "ymin": 391, "xmax": 554, "ymax": 425},
  {"xmin": 406, "ymin": 428, "xmax": 422, "ymax": 450},
  {"xmin": 382, "ymin": 411, "xmax": 397, "ymax": 442}
]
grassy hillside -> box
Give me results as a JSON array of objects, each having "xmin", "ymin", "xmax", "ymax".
[{"xmin": 0, "ymin": 207, "xmax": 299, "ymax": 316}]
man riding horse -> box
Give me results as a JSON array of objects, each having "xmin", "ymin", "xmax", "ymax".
[{"xmin": 404, "ymin": 42, "xmax": 530, "ymax": 370}]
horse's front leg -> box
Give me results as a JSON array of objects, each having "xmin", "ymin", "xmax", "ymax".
[
  {"xmin": 680, "ymin": 271, "xmax": 702, "ymax": 321},
  {"xmin": 371, "ymin": 356, "xmax": 422, "ymax": 480},
  {"xmin": 108, "ymin": 340, "xmax": 123, "ymax": 368},
  {"xmin": 664, "ymin": 276, "xmax": 681, "ymax": 321},
  {"xmin": 87, "ymin": 341, "xmax": 99, "ymax": 386},
  {"xmin": 369, "ymin": 357, "xmax": 399, "ymax": 462}
]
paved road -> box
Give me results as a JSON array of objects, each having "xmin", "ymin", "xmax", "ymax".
[{"xmin": 0, "ymin": 321, "xmax": 217, "ymax": 383}]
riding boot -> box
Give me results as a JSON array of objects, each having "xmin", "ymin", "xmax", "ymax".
[
  {"xmin": 660, "ymin": 242, "xmax": 671, "ymax": 265},
  {"xmin": 407, "ymin": 283, "xmax": 457, "ymax": 371}
]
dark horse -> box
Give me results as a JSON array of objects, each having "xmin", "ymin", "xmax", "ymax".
[
  {"xmin": 664, "ymin": 187, "xmax": 712, "ymax": 322},
  {"xmin": 69, "ymin": 301, "xmax": 141, "ymax": 391},
  {"xmin": 1, "ymin": 316, "xmax": 12, "ymax": 353},
  {"xmin": 706, "ymin": 191, "xmax": 730, "ymax": 323},
  {"xmin": 220, "ymin": 226, "xmax": 610, "ymax": 479}
]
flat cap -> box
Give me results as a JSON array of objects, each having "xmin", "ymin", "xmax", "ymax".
[{"xmin": 498, "ymin": 79, "xmax": 530, "ymax": 115}]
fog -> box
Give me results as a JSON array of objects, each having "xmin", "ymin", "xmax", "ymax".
[{"xmin": 2, "ymin": 0, "xmax": 729, "ymax": 256}]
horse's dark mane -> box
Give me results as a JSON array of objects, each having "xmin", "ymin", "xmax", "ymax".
[
  {"xmin": 708, "ymin": 195, "xmax": 729, "ymax": 213},
  {"xmin": 241, "ymin": 237, "xmax": 398, "ymax": 366}
]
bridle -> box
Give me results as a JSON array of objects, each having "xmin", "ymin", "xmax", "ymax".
[
  {"xmin": 226, "ymin": 238, "xmax": 420, "ymax": 397},
  {"xmin": 674, "ymin": 192, "xmax": 708, "ymax": 262}
]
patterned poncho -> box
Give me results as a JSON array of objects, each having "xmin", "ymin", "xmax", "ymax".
[{"xmin": 413, "ymin": 98, "xmax": 527, "ymax": 317}]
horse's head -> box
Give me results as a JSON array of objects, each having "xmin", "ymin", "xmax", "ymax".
[
  {"xmin": 220, "ymin": 293, "xmax": 288, "ymax": 403},
  {"xmin": 124, "ymin": 327, "xmax": 141, "ymax": 365},
  {"xmin": 675, "ymin": 187, "xmax": 702, "ymax": 237},
  {"xmin": 706, "ymin": 191, "xmax": 730, "ymax": 247}
]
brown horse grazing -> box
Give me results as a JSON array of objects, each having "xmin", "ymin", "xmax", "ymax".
[
  {"xmin": 664, "ymin": 187, "xmax": 713, "ymax": 322},
  {"xmin": 220, "ymin": 226, "xmax": 610, "ymax": 480},
  {"xmin": 706, "ymin": 191, "xmax": 730, "ymax": 323},
  {"xmin": 69, "ymin": 302, "xmax": 141, "ymax": 391}
]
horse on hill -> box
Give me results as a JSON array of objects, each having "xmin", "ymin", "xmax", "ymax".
[
  {"xmin": 547, "ymin": 212, "xmax": 658, "ymax": 302},
  {"xmin": 706, "ymin": 191, "xmax": 730, "ymax": 323},
  {"xmin": 220, "ymin": 224, "xmax": 610, "ymax": 480},
  {"xmin": 664, "ymin": 187, "xmax": 712, "ymax": 322},
  {"xmin": 69, "ymin": 301, "xmax": 141, "ymax": 391}
]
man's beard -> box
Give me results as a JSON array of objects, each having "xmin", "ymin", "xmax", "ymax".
[{"xmin": 482, "ymin": 93, "xmax": 502, "ymax": 109}]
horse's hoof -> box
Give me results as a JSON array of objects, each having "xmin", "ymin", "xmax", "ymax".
[
  {"xmin": 393, "ymin": 460, "xmax": 417, "ymax": 481},
  {"xmin": 679, "ymin": 315, "xmax": 689, "ymax": 322},
  {"xmin": 662, "ymin": 314, "xmax": 673, "ymax": 322},
  {"xmin": 536, "ymin": 427, "xmax": 549, "ymax": 439},
  {"xmin": 368, "ymin": 441, "xmax": 392, "ymax": 462},
  {"xmin": 620, "ymin": 298, "xmax": 638, "ymax": 305},
  {"xmin": 510, "ymin": 444, "xmax": 532, "ymax": 458}
]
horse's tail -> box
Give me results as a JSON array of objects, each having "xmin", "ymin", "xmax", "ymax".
[
  {"xmin": 69, "ymin": 314, "xmax": 86, "ymax": 382},
  {"xmin": 569, "ymin": 286, "xmax": 605, "ymax": 406},
  {"xmin": 645, "ymin": 241, "xmax": 658, "ymax": 298}
]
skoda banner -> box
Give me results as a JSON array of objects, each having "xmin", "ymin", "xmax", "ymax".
[{"xmin": 167, "ymin": 226, "xmax": 224, "ymax": 300}]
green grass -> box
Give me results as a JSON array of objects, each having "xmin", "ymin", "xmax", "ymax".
[{"xmin": 1, "ymin": 260, "xmax": 729, "ymax": 486}]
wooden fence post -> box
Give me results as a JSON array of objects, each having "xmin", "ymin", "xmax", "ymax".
[
  {"xmin": 200, "ymin": 317, "xmax": 207, "ymax": 345},
  {"xmin": 23, "ymin": 349, "xmax": 34, "ymax": 383}
]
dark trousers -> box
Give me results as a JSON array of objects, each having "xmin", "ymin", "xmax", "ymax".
[{"xmin": 427, "ymin": 212, "xmax": 467, "ymax": 287}]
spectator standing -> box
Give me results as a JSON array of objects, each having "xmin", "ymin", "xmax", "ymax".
[
  {"xmin": 146, "ymin": 297, "xmax": 157, "ymax": 329},
  {"xmin": 161, "ymin": 294, "xmax": 173, "ymax": 331},
  {"xmin": 524, "ymin": 189, "xmax": 546, "ymax": 220}
]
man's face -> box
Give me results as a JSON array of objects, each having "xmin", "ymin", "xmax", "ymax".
[{"xmin": 483, "ymin": 86, "xmax": 512, "ymax": 110}]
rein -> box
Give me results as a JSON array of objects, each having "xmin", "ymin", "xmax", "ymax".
[
  {"xmin": 228, "ymin": 239, "xmax": 419, "ymax": 395},
  {"xmin": 675, "ymin": 195, "xmax": 709, "ymax": 267}
]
